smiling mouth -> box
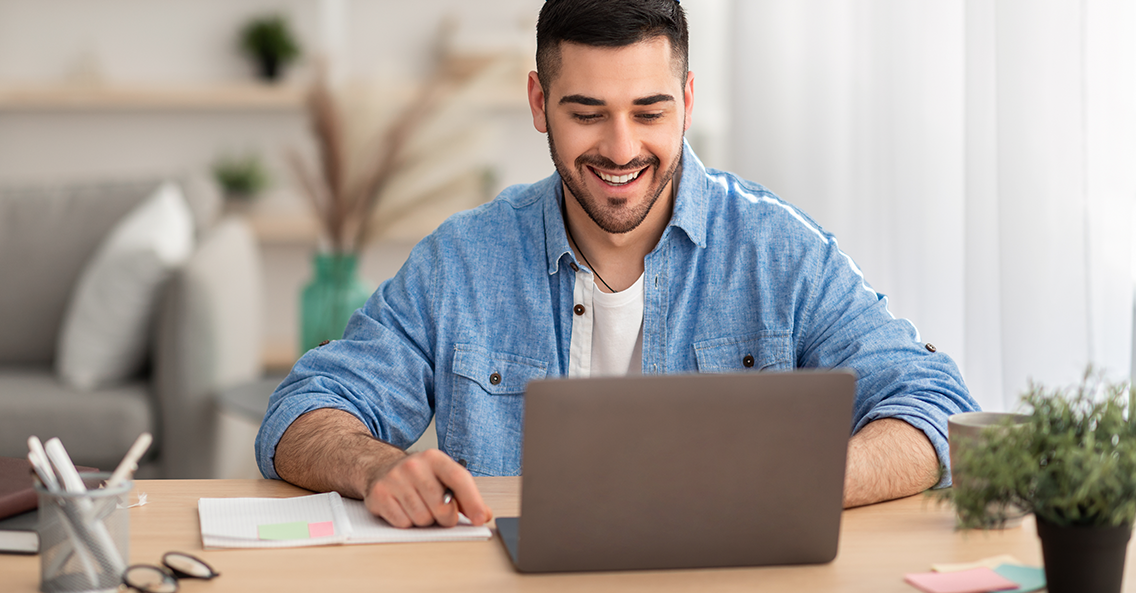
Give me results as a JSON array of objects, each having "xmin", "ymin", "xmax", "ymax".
[{"xmin": 590, "ymin": 166, "xmax": 647, "ymax": 186}]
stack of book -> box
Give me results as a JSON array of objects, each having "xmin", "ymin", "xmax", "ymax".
[
  {"xmin": 0, "ymin": 457, "xmax": 41, "ymax": 554},
  {"xmin": 0, "ymin": 457, "xmax": 96, "ymax": 554}
]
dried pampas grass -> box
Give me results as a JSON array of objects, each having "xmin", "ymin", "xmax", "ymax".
[{"xmin": 289, "ymin": 61, "xmax": 454, "ymax": 253}]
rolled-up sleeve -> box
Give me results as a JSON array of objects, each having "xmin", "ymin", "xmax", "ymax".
[
  {"xmin": 796, "ymin": 237, "xmax": 979, "ymax": 488},
  {"xmin": 255, "ymin": 237, "xmax": 440, "ymax": 480}
]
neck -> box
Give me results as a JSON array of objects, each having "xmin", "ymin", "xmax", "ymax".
[{"xmin": 562, "ymin": 180, "xmax": 675, "ymax": 293}]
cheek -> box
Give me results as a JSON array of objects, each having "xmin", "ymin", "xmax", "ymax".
[
  {"xmin": 551, "ymin": 127, "xmax": 594, "ymax": 163},
  {"xmin": 644, "ymin": 131, "xmax": 683, "ymax": 163}
]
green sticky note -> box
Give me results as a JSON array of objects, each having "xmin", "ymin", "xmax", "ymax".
[
  {"xmin": 258, "ymin": 521, "xmax": 312, "ymax": 541},
  {"xmin": 994, "ymin": 564, "xmax": 1046, "ymax": 593}
]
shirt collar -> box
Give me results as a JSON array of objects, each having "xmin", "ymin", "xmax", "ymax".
[
  {"xmin": 669, "ymin": 139, "xmax": 709, "ymax": 249},
  {"xmin": 543, "ymin": 138, "xmax": 709, "ymax": 276}
]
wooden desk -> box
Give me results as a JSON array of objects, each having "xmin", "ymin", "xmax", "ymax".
[{"xmin": 0, "ymin": 478, "xmax": 1125, "ymax": 592}]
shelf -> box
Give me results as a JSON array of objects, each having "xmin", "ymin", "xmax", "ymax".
[
  {"xmin": 242, "ymin": 209, "xmax": 323, "ymax": 245},
  {"xmin": 0, "ymin": 83, "xmax": 306, "ymax": 111}
]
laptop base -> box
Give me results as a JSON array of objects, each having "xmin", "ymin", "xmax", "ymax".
[{"xmin": 496, "ymin": 517, "xmax": 521, "ymax": 567}]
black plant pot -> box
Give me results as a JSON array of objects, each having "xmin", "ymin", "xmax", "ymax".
[
  {"xmin": 257, "ymin": 54, "xmax": 280, "ymax": 81},
  {"xmin": 1037, "ymin": 516, "xmax": 1132, "ymax": 593}
]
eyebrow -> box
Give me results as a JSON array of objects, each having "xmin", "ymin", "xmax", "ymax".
[
  {"xmin": 557, "ymin": 94, "xmax": 676, "ymax": 106},
  {"xmin": 633, "ymin": 94, "xmax": 675, "ymax": 106},
  {"xmin": 559, "ymin": 94, "xmax": 604, "ymax": 106}
]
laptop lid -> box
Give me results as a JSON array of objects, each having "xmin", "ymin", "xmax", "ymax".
[{"xmin": 499, "ymin": 370, "xmax": 856, "ymax": 573}]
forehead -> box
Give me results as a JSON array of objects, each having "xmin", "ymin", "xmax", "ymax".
[{"xmin": 549, "ymin": 37, "xmax": 682, "ymax": 102}]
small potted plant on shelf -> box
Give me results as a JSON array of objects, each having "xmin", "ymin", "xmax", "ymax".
[
  {"xmin": 240, "ymin": 14, "xmax": 301, "ymax": 81},
  {"xmin": 212, "ymin": 152, "xmax": 269, "ymax": 203},
  {"xmin": 940, "ymin": 369, "xmax": 1136, "ymax": 593}
]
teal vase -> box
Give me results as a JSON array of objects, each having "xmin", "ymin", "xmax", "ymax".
[{"xmin": 300, "ymin": 253, "xmax": 372, "ymax": 353}]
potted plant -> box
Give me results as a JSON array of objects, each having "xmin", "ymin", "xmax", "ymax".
[
  {"xmin": 941, "ymin": 370, "xmax": 1136, "ymax": 593},
  {"xmin": 240, "ymin": 15, "xmax": 301, "ymax": 81},
  {"xmin": 212, "ymin": 152, "xmax": 269, "ymax": 203}
]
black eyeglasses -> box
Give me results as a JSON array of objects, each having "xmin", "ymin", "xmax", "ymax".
[{"xmin": 122, "ymin": 552, "xmax": 220, "ymax": 593}]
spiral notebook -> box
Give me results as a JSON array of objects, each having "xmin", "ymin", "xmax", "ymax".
[{"xmin": 198, "ymin": 492, "xmax": 491, "ymax": 549}]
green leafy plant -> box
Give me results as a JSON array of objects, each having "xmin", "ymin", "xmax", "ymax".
[
  {"xmin": 213, "ymin": 153, "xmax": 269, "ymax": 200},
  {"xmin": 240, "ymin": 15, "xmax": 301, "ymax": 79},
  {"xmin": 939, "ymin": 369, "xmax": 1136, "ymax": 529}
]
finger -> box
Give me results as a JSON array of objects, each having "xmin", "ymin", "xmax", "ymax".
[
  {"xmin": 365, "ymin": 486, "xmax": 414, "ymax": 529},
  {"xmin": 389, "ymin": 458, "xmax": 442, "ymax": 527},
  {"xmin": 405, "ymin": 452, "xmax": 461, "ymax": 527},
  {"xmin": 432, "ymin": 457, "xmax": 492, "ymax": 525}
]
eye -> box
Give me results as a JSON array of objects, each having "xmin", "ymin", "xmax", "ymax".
[
  {"xmin": 572, "ymin": 113, "xmax": 603, "ymax": 122},
  {"xmin": 637, "ymin": 112, "xmax": 665, "ymax": 121}
]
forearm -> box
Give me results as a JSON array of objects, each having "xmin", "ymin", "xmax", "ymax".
[
  {"xmin": 843, "ymin": 418, "xmax": 939, "ymax": 508},
  {"xmin": 274, "ymin": 408, "xmax": 407, "ymax": 499}
]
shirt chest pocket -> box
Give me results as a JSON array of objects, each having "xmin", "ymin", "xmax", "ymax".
[
  {"xmin": 693, "ymin": 330, "xmax": 793, "ymax": 373},
  {"xmin": 448, "ymin": 344, "xmax": 548, "ymax": 476}
]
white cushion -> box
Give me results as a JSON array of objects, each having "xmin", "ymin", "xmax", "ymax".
[{"xmin": 56, "ymin": 182, "xmax": 194, "ymax": 390}]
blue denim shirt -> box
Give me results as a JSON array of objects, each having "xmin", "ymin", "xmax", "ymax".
[{"xmin": 256, "ymin": 142, "xmax": 978, "ymax": 486}]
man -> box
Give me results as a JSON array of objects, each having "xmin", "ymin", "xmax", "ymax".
[{"xmin": 256, "ymin": 0, "xmax": 979, "ymax": 529}]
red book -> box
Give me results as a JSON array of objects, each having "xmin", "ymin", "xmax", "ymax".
[
  {"xmin": 0, "ymin": 457, "xmax": 39, "ymax": 521},
  {"xmin": 0, "ymin": 456, "xmax": 97, "ymax": 521}
]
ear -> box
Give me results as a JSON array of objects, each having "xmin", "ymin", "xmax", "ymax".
[
  {"xmin": 528, "ymin": 71, "xmax": 549, "ymax": 134},
  {"xmin": 682, "ymin": 71, "xmax": 695, "ymax": 132}
]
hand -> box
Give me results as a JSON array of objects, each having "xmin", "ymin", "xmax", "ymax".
[{"xmin": 363, "ymin": 449, "xmax": 493, "ymax": 528}]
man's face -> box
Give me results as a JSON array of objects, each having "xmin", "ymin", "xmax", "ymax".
[{"xmin": 529, "ymin": 37, "xmax": 694, "ymax": 235}]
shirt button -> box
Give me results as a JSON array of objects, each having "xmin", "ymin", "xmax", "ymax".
[
  {"xmin": 574, "ymin": 304, "xmax": 586, "ymax": 316},
  {"xmin": 925, "ymin": 343, "xmax": 937, "ymax": 353},
  {"xmin": 743, "ymin": 354, "xmax": 755, "ymax": 368},
  {"xmin": 489, "ymin": 372, "xmax": 502, "ymax": 385}
]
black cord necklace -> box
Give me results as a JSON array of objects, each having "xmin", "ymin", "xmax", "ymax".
[{"xmin": 563, "ymin": 204, "xmax": 616, "ymax": 293}]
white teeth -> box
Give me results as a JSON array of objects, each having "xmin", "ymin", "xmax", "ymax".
[{"xmin": 595, "ymin": 168, "xmax": 642, "ymax": 185}]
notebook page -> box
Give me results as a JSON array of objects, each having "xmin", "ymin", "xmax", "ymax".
[
  {"xmin": 341, "ymin": 497, "xmax": 492, "ymax": 543},
  {"xmin": 199, "ymin": 492, "xmax": 351, "ymax": 549}
]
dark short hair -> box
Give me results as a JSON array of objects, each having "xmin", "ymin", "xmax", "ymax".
[{"xmin": 536, "ymin": 0, "xmax": 689, "ymax": 91}]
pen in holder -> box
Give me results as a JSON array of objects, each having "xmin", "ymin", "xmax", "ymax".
[{"xmin": 36, "ymin": 473, "xmax": 131, "ymax": 593}]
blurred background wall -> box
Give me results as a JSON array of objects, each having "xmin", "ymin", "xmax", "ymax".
[
  {"xmin": 0, "ymin": 0, "xmax": 1133, "ymax": 411},
  {"xmin": 729, "ymin": 0, "xmax": 1135, "ymax": 410}
]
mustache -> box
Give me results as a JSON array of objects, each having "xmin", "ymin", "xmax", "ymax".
[{"xmin": 575, "ymin": 153, "xmax": 659, "ymax": 173}]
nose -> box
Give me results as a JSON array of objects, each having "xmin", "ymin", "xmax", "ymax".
[{"xmin": 598, "ymin": 115, "xmax": 640, "ymax": 168}]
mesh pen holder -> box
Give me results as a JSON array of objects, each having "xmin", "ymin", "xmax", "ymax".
[{"xmin": 36, "ymin": 473, "xmax": 131, "ymax": 593}]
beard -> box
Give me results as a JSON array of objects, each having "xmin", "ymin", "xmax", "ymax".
[{"xmin": 547, "ymin": 122, "xmax": 683, "ymax": 235}]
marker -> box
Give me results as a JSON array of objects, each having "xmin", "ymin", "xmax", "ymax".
[
  {"xmin": 43, "ymin": 438, "xmax": 87, "ymax": 494},
  {"xmin": 27, "ymin": 436, "xmax": 60, "ymax": 492},
  {"xmin": 42, "ymin": 438, "xmax": 127, "ymax": 577}
]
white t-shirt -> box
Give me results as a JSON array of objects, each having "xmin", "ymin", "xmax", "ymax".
[{"xmin": 567, "ymin": 269, "xmax": 644, "ymax": 378}]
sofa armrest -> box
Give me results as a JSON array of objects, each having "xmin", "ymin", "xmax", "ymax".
[{"xmin": 154, "ymin": 216, "xmax": 263, "ymax": 478}]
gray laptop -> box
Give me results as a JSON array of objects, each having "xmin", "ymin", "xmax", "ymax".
[{"xmin": 496, "ymin": 370, "xmax": 856, "ymax": 573}]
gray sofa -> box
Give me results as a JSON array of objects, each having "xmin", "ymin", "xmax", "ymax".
[{"xmin": 0, "ymin": 179, "xmax": 262, "ymax": 478}]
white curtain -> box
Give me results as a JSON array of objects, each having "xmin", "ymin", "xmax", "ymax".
[{"xmin": 726, "ymin": 0, "xmax": 1135, "ymax": 411}]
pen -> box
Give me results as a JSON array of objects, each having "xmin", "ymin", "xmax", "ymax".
[
  {"xmin": 35, "ymin": 434, "xmax": 148, "ymax": 582},
  {"xmin": 43, "ymin": 438, "xmax": 127, "ymax": 577},
  {"xmin": 31, "ymin": 437, "xmax": 100, "ymax": 587},
  {"xmin": 105, "ymin": 432, "xmax": 152, "ymax": 489}
]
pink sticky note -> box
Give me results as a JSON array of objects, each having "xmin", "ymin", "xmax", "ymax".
[
  {"xmin": 905, "ymin": 567, "xmax": 1019, "ymax": 593},
  {"xmin": 308, "ymin": 521, "xmax": 335, "ymax": 538}
]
